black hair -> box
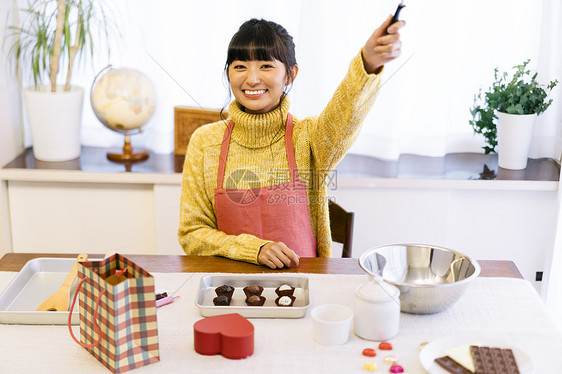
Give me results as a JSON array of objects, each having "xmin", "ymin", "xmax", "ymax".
[{"xmin": 221, "ymin": 19, "xmax": 297, "ymax": 120}]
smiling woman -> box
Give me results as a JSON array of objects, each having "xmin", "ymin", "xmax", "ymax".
[{"xmin": 176, "ymin": 16, "xmax": 405, "ymax": 269}]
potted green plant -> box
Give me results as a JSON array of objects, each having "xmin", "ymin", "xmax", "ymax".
[
  {"xmin": 7, "ymin": 0, "xmax": 113, "ymax": 161},
  {"xmin": 469, "ymin": 60, "xmax": 558, "ymax": 170}
]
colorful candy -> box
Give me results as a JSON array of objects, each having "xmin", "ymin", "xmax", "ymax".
[
  {"xmin": 363, "ymin": 362, "xmax": 378, "ymax": 371},
  {"xmin": 361, "ymin": 346, "xmax": 399, "ymax": 373},
  {"xmin": 383, "ymin": 355, "xmax": 397, "ymax": 365},
  {"xmin": 362, "ymin": 348, "xmax": 376, "ymax": 357},
  {"xmin": 379, "ymin": 342, "xmax": 393, "ymax": 350},
  {"xmin": 155, "ymin": 295, "xmax": 180, "ymax": 308}
]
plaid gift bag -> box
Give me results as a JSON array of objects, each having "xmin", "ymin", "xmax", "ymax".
[{"xmin": 68, "ymin": 253, "xmax": 160, "ymax": 373}]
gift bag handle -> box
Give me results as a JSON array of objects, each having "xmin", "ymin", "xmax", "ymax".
[{"xmin": 67, "ymin": 273, "xmax": 106, "ymax": 348}]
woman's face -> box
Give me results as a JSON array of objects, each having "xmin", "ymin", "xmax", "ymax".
[{"xmin": 227, "ymin": 59, "xmax": 297, "ymax": 114}]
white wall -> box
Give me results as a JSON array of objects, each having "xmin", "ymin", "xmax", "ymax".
[{"xmin": 0, "ymin": 1, "xmax": 25, "ymax": 256}]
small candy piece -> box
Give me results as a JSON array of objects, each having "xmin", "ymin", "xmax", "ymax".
[
  {"xmin": 362, "ymin": 348, "xmax": 376, "ymax": 357},
  {"xmin": 156, "ymin": 295, "xmax": 180, "ymax": 308},
  {"xmin": 274, "ymin": 295, "xmax": 296, "ymax": 307},
  {"xmin": 363, "ymin": 362, "xmax": 378, "ymax": 372},
  {"xmin": 215, "ymin": 285, "xmax": 234, "ymax": 298},
  {"xmin": 277, "ymin": 296, "xmax": 292, "ymax": 306},
  {"xmin": 243, "ymin": 284, "xmax": 264, "ymax": 297},
  {"xmin": 379, "ymin": 342, "xmax": 393, "ymax": 350},
  {"xmin": 213, "ymin": 295, "xmax": 231, "ymax": 306},
  {"xmin": 383, "ymin": 355, "xmax": 397, "ymax": 365},
  {"xmin": 245, "ymin": 295, "xmax": 266, "ymax": 306},
  {"xmin": 275, "ymin": 284, "xmax": 295, "ymax": 297},
  {"xmin": 417, "ymin": 341, "xmax": 428, "ymax": 352},
  {"xmin": 389, "ymin": 364, "xmax": 404, "ymax": 373}
]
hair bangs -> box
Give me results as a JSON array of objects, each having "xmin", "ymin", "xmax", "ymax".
[
  {"xmin": 227, "ymin": 21, "xmax": 287, "ymax": 65},
  {"xmin": 228, "ymin": 43, "xmax": 277, "ymax": 63}
]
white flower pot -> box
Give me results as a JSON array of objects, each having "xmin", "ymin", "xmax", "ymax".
[
  {"xmin": 24, "ymin": 85, "xmax": 84, "ymax": 161},
  {"xmin": 496, "ymin": 111, "xmax": 537, "ymax": 170}
]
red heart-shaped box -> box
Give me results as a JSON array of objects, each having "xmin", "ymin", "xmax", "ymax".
[{"xmin": 193, "ymin": 313, "xmax": 254, "ymax": 359}]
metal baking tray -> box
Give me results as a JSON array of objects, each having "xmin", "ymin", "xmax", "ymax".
[
  {"xmin": 0, "ymin": 258, "xmax": 79, "ymax": 325},
  {"xmin": 196, "ymin": 274, "xmax": 310, "ymax": 318}
]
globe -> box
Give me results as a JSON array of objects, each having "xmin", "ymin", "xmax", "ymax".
[
  {"xmin": 90, "ymin": 66, "xmax": 157, "ymax": 162},
  {"xmin": 91, "ymin": 66, "xmax": 157, "ymax": 134}
]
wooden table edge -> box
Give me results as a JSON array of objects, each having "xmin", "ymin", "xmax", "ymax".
[{"xmin": 0, "ymin": 253, "xmax": 523, "ymax": 278}]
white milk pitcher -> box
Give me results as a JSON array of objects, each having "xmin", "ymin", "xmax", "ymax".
[{"xmin": 354, "ymin": 279, "xmax": 400, "ymax": 341}]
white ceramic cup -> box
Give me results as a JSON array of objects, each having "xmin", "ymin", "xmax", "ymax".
[{"xmin": 311, "ymin": 304, "xmax": 353, "ymax": 345}]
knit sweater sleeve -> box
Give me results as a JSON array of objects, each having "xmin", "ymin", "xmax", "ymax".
[
  {"xmin": 177, "ymin": 126, "xmax": 269, "ymax": 264},
  {"xmin": 309, "ymin": 51, "xmax": 383, "ymax": 170}
]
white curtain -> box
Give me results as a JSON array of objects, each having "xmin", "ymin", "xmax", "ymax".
[
  {"xmin": 16, "ymin": 0, "xmax": 561, "ymax": 160},
  {"xmin": 541, "ymin": 1, "xmax": 562, "ymax": 331}
]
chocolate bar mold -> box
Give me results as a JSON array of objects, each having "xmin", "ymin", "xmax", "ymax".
[{"xmin": 195, "ymin": 274, "xmax": 310, "ymax": 318}]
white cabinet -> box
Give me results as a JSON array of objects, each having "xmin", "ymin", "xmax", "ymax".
[
  {"xmin": 0, "ymin": 147, "xmax": 184, "ymax": 256},
  {"xmin": 7, "ymin": 181, "xmax": 157, "ymax": 254}
]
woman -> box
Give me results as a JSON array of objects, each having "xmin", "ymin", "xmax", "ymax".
[{"xmin": 178, "ymin": 16, "xmax": 404, "ymax": 269}]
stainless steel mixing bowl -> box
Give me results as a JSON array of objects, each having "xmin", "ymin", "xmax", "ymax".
[{"xmin": 359, "ymin": 244, "xmax": 480, "ymax": 314}]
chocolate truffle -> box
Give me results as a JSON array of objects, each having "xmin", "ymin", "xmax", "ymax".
[
  {"xmin": 213, "ymin": 295, "xmax": 231, "ymax": 306},
  {"xmin": 275, "ymin": 295, "xmax": 296, "ymax": 307},
  {"xmin": 275, "ymin": 284, "xmax": 295, "ymax": 297},
  {"xmin": 215, "ymin": 285, "xmax": 234, "ymax": 298},
  {"xmin": 245, "ymin": 295, "xmax": 266, "ymax": 306},
  {"xmin": 243, "ymin": 284, "xmax": 264, "ymax": 298}
]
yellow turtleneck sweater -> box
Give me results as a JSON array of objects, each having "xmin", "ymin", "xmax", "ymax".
[{"xmin": 178, "ymin": 52, "xmax": 382, "ymax": 264}]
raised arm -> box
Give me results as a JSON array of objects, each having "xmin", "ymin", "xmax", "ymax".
[{"xmin": 308, "ymin": 15, "xmax": 405, "ymax": 170}]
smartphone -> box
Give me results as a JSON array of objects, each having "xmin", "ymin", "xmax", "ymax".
[{"xmin": 387, "ymin": 1, "xmax": 405, "ymax": 33}]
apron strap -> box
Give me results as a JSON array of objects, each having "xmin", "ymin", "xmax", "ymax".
[
  {"xmin": 284, "ymin": 114, "xmax": 300, "ymax": 182},
  {"xmin": 216, "ymin": 120, "xmax": 235, "ymax": 189},
  {"xmin": 216, "ymin": 113, "xmax": 300, "ymax": 189}
]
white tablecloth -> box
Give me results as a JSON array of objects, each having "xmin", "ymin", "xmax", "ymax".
[{"xmin": 0, "ymin": 272, "xmax": 560, "ymax": 373}]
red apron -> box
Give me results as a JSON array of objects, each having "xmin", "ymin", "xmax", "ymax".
[{"xmin": 214, "ymin": 114, "xmax": 317, "ymax": 257}]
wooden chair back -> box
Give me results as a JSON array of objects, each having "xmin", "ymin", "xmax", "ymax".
[{"xmin": 328, "ymin": 200, "xmax": 355, "ymax": 258}]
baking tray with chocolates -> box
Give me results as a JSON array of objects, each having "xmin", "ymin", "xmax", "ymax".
[{"xmin": 195, "ymin": 274, "xmax": 310, "ymax": 318}]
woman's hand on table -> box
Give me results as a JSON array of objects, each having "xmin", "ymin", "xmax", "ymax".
[
  {"xmin": 258, "ymin": 242, "xmax": 300, "ymax": 269},
  {"xmin": 362, "ymin": 14, "xmax": 405, "ymax": 74}
]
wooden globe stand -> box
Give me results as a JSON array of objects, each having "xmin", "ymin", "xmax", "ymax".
[{"xmin": 107, "ymin": 134, "xmax": 149, "ymax": 163}]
